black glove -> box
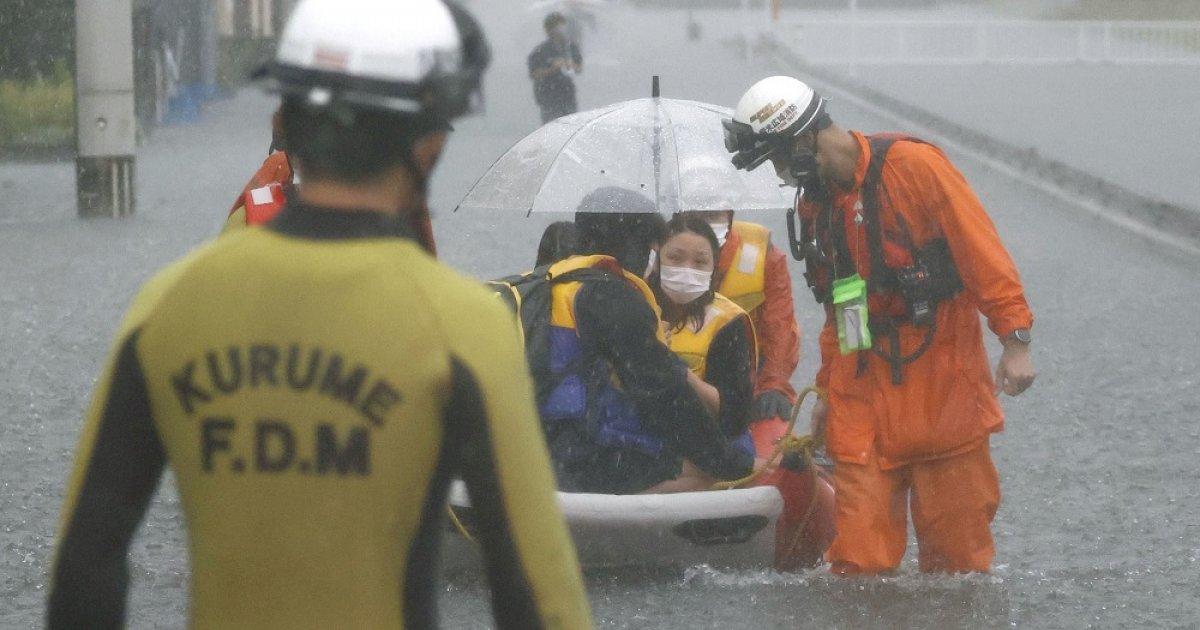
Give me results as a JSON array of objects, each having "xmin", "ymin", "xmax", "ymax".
[{"xmin": 753, "ymin": 390, "xmax": 794, "ymax": 422}]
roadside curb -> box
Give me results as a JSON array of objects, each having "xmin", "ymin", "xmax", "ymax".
[
  {"xmin": 763, "ymin": 35, "xmax": 1200, "ymax": 259},
  {"xmin": 0, "ymin": 145, "xmax": 75, "ymax": 163}
]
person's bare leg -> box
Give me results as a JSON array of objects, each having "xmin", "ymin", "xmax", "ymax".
[{"xmin": 641, "ymin": 460, "xmax": 716, "ymax": 494}]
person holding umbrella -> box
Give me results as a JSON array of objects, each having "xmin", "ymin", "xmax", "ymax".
[
  {"xmin": 535, "ymin": 187, "xmax": 754, "ymax": 494},
  {"xmin": 456, "ymin": 89, "xmax": 799, "ymax": 496},
  {"xmin": 458, "ymin": 85, "xmax": 837, "ymax": 565}
]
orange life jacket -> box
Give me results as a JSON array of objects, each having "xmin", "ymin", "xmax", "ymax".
[
  {"xmin": 223, "ymin": 150, "xmax": 438, "ymax": 255},
  {"xmin": 244, "ymin": 183, "xmax": 287, "ymax": 226}
]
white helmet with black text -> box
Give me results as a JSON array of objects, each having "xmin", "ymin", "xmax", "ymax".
[
  {"xmin": 723, "ymin": 76, "xmax": 828, "ymax": 171},
  {"xmin": 265, "ymin": 0, "xmax": 490, "ymax": 123}
]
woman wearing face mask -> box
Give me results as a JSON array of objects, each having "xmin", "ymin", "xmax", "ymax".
[{"xmin": 645, "ymin": 216, "xmax": 757, "ymax": 491}]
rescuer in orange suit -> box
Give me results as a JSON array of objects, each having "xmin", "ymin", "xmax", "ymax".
[
  {"xmin": 725, "ymin": 76, "xmax": 1036, "ymax": 574},
  {"xmin": 223, "ymin": 108, "xmax": 439, "ymax": 255},
  {"xmin": 684, "ymin": 211, "xmax": 802, "ymax": 456}
]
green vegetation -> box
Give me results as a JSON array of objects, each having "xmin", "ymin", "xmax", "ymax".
[{"xmin": 0, "ymin": 63, "xmax": 74, "ymax": 151}]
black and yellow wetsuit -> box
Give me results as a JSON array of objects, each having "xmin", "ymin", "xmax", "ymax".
[{"xmin": 48, "ymin": 203, "xmax": 591, "ymax": 629}]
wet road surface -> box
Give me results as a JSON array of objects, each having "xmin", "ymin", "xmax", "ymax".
[{"xmin": 3, "ymin": 3, "xmax": 1199, "ymax": 628}]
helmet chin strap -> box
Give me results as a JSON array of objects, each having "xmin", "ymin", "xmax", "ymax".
[
  {"xmin": 401, "ymin": 150, "xmax": 430, "ymax": 199},
  {"xmin": 782, "ymin": 134, "xmax": 830, "ymax": 204},
  {"xmin": 792, "ymin": 158, "xmax": 829, "ymax": 205},
  {"xmin": 397, "ymin": 149, "xmax": 438, "ymax": 254}
]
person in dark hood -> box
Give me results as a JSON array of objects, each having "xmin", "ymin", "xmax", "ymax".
[{"xmin": 534, "ymin": 187, "xmax": 753, "ymax": 494}]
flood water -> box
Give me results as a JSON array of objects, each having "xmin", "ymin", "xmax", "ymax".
[{"xmin": 3, "ymin": 2, "xmax": 1199, "ymax": 628}]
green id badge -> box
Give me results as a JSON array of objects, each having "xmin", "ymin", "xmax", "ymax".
[{"xmin": 832, "ymin": 274, "xmax": 872, "ymax": 355}]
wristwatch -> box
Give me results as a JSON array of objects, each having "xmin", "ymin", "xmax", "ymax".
[{"xmin": 1005, "ymin": 329, "xmax": 1032, "ymax": 345}]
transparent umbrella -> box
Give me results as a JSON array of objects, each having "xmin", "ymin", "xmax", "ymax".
[{"xmin": 456, "ymin": 85, "xmax": 792, "ymax": 215}]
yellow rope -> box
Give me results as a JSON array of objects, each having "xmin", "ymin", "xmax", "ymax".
[
  {"xmin": 710, "ymin": 385, "xmax": 825, "ymax": 491},
  {"xmin": 446, "ymin": 504, "xmax": 475, "ymax": 543},
  {"xmin": 710, "ymin": 385, "xmax": 829, "ymax": 567}
]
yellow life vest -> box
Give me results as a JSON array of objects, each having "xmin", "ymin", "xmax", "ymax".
[
  {"xmin": 543, "ymin": 254, "xmax": 667, "ymax": 455},
  {"xmin": 668, "ymin": 293, "xmax": 755, "ymax": 380},
  {"xmin": 549, "ymin": 254, "xmax": 664, "ymax": 342},
  {"xmin": 718, "ymin": 221, "xmax": 770, "ymax": 314}
]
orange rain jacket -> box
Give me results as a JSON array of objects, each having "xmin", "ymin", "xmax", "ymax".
[
  {"xmin": 802, "ymin": 132, "xmax": 1032, "ymax": 469},
  {"xmin": 715, "ymin": 230, "xmax": 801, "ymax": 402},
  {"xmin": 224, "ymin": 151, "xmax": 439, "ymax": 255}
]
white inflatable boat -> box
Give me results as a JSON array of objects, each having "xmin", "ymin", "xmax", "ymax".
[{"xmin": 442, "ymin": 472, "xmax": 834, "ymax": 572}]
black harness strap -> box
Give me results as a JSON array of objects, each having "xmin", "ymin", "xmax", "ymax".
[
  {"xmin": 861, "ymin": 137, "xmax": 896, "ymax": 295},
  {"xmin": 859, "ymin": 135, "xmax": 941, "ymax": 385},
  {"xmin": 800, "ymin": 134, "xmax": 964, "ymax": 385}
]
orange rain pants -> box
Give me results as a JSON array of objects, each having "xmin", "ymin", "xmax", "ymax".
[
  {"xmin": 798, "ymin": 131, "xmax": 1032, "ymax": 573},
  {"xmin": 827, "ymin": 442, "xmax": 999, "ymax": 574}
]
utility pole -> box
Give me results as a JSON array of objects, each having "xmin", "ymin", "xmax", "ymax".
[
  {"xmin": 848, "ymin": 0, "xmax": 860, "ymax": 78},
  {"xmin": 74, "ymin": 0, "xmax": 136, "ymax": 217}
]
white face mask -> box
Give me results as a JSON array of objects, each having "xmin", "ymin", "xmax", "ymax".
[
  {"xmin": 708, "ymin": 221, "xmax": 730, "ymax": 246},
  {"xmin": 660, "ymin": 265, "xmax": 712, "ymax": 304}
]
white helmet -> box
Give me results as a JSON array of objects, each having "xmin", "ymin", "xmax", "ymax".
[
  {"xmin": 723, "ymin": 76, "xmax": 828, "ymax": 171},
  {"xmin": 266, "ymin": 0, "xmax": 490, "ymax": 121}
]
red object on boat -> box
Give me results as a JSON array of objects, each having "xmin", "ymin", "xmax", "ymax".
[{"xmin": 749, "ymin": 417, "xmax": 837, "ymax": 571}]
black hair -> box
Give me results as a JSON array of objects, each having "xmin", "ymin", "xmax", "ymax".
[
  {"xmin": 278, "ymin": 95, "xmax": 444, "ymax": 184},
  {"xmin": 573, "ymin": 187, "xmax": 666, "ymax": 276},
  {"xmin": 649, "ymin": 214, "xmax": 720, "ymax": 333},
  {"xmin": 544, "ymin": 12, "xmax": 566, "ymax": 32},
  {"xmin": 575, "ymin": 212, "xmax": 665, "ymax": 277},
  {"xmin": 642, "ymin": 212, "xmax": 668, "ymax": 248},
  {"xmin": 535, "ymin": 221, "xmax": 578, "ymax": 267}
]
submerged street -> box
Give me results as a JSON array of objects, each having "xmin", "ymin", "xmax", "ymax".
[{"xmin": 2, "ymin": 2, "xmax": 1199, "ymax": 627}]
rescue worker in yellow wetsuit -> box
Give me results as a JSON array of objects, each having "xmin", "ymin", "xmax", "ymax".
[{"xmin": 47, "ymin": 1, "xmax": 590, "ymax": 628}]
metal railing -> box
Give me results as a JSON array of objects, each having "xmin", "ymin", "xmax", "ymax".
[{"xmin": 768, "ymin": 18, "xmax": 1200, "ymax": 66}]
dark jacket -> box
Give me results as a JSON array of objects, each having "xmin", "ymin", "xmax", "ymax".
[
  {"xmin": 527, "ymin": 39, "xmax": 581, "ymax": 111},
  {"xmin": 547, "ymin": 274, "xmax": 754, "ymax": 494}
]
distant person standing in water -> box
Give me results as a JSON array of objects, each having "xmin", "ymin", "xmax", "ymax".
[{"xmin": 528, "ymin": 12, "xmax": 582, "ymax": 124}]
